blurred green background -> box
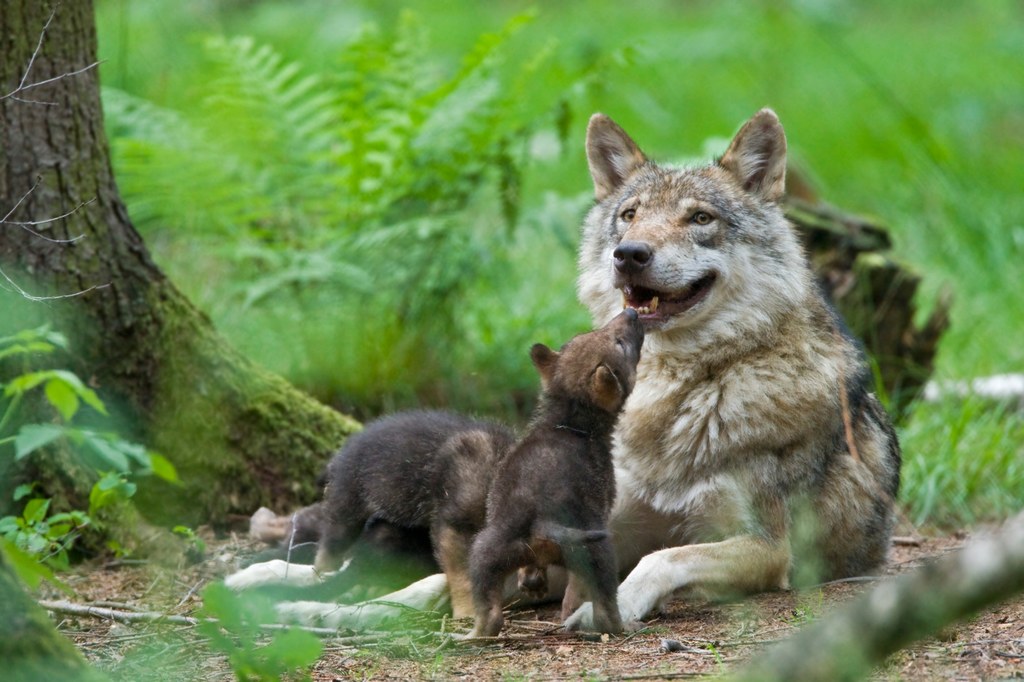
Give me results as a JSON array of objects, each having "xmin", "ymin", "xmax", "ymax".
[{"xmin": 93, "ymin": 0, "xmax": 1023, "ymax": 527}]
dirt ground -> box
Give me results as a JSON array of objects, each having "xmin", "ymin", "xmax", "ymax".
[{"xmin": 40, "ymin": 528, "xmax": 1024, "ymax": 681}]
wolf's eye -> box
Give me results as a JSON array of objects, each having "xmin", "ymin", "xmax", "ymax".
[
  {"xmin": 691, "ymin": 211, "xmax": 713, "ymax": 225},
  {"xmin": 620, "ymin": 208, "xmax": 636, "ymax": 222}
]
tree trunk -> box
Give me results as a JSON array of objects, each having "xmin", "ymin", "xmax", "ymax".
[
  {"xmin": 0, "ymin": 554, "xmax": 106, "ymax": 681},
  {"xmin": 0, "ymin": 1, "xmax": 358, "ymax": 525}
]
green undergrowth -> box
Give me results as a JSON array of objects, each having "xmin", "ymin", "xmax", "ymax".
[{"xmin": 900, "ymin": 397, "xmax": 1024, "ymax": 529}]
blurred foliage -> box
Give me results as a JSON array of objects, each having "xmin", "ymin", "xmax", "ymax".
[
  {"xmin": 101, "ymin": 8, "xmax": 591, "ymax": 418},
  {"xmin": 93, "ymin": 0, "xmax": 1024, "ymax": 525},
  {"xmin": 0, "ymin": 326, "xmax": 178, "ymax": 566}
]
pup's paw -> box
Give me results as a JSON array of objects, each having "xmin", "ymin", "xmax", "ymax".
[
  {"xmin": 517, "ymin": 566, "xmax": 548, "ymax": 600},
  {"xmin": 248, "ymin": 507, "xmax": 287, "ymax": 542}
]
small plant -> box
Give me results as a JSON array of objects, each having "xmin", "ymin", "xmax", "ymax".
[
  {"xmin": 0, "ymin": 325, "xmax": 178, "ymax": 566},
  {"xmin": 173, "ymin": 524, "xmax": 207, "ymax": 563},
  {"xmin": 0, "ymin": 486, "xmax": 91, "ymax": 570},
  {"xmin": 198, "ymin": 582, "xmax": 322, "ymax": 681}
]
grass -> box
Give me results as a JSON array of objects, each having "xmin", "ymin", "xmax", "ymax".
[{"xmin": 91, "ymin": 0, "xmax": 1024, "ymax": 527}]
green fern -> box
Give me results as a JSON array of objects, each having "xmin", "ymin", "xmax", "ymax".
[{"xmin": 103, "ymin": 11, "xmax": 585, "ymax": 415}]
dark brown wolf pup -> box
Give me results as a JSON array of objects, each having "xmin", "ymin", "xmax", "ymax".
[
  {"xmin": 313, "ymin": 410, "xmax": 517, "ymax": 616},
  {"xmin": 467, "ymin": 308, "xmax": 644, "ymax": 637}
]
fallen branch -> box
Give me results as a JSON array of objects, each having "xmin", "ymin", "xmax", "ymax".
[
  {"xmin": 38, "ymin": 600, "xmax": 356, "ymax": 638},
  {"xmin": 40, "ymin": 600, "xmax": 199, "ymax": 626},
  {"xmin": 729, "ymin": 509, "xmax": 1024, "ymax": 681}
]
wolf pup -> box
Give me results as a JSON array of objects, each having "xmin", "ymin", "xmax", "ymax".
[
  {"xmin": 565, "ymin": 109, "xmax": 901, "ymax": 629},
  {"xmin": 467, "ymin": 308, "xmax": 644, "ymax": 638},
  {"xmin": 308, "ymin": 410, "xmax": 519, "ymax": 616}
]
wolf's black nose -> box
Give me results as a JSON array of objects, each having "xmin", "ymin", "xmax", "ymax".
[{"xmin": 613, "ymin": 241, "xmax": 652, "ymax": 274}]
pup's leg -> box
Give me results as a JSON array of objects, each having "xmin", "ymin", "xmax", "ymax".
[
  {"xmin": 468, "ymin": 529, "xmax": 532, "ymax": 638},
  {"xmin": 560, "ymin": 572, "xmax": 586, "ymax": 621},
  {"xmin": 564, "ymin": 536, "xmax": 622, "ymax": 634},
  {"xmin": 315, "ymin": 486, "xmax": 366, "ymax": 572},
  {"xmin": 433, "ymin": 524, "xmax": 476, "ymax": 619},
  {"xmin": 564, "ymin": 535, "xmax": 789, "ymax": 630}
]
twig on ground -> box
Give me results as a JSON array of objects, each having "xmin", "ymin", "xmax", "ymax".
[
  {"xmin": 37, "ymin": 599, "xmax": 422, "ymax": 640},
  {"xmin": 39, "ymin": 600, "xmax": 200, "ymax": 626}
]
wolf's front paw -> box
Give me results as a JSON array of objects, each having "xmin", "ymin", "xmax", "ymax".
[
  {"xmin": 224, "ymin": 560, "xmax": 319, "ymax": 590},
  {"xmin": 562, "ymin": 601, "xmax": 594, "ymax": 631}
]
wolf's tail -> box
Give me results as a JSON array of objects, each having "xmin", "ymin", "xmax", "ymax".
[{"xmin": 534, "ymin": 520, "xmax": 608, "ymax": 545}]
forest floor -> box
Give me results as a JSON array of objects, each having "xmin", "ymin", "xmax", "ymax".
[{"xmin": 40, "ymin": 525, "xmax": 1024, "ymax": 681}]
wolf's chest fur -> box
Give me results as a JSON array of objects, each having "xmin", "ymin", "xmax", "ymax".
[{"xmin": 612, "ymin": 313, "xmax": 844, "ymax": 518}]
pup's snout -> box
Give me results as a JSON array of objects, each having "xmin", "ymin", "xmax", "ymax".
[
  {"xmin": 613, "ymin": 241, "xmax": 652, "ymax": 274},
  {"xmin": 610, "ymin": 307, "xmax": 645, "ymax": 346}
]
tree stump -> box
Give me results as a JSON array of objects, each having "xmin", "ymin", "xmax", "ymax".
[{"xmin": 785, "ymin": 195, "xmax": 949, "ymax": 418}]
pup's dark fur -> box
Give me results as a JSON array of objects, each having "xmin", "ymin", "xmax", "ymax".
[
  {"xmin": 467, "ymin": 308, "xmax": 644, "ymax": 637},
  {"xmin": 316, "ymin": 410, "xmax": 517, "ymax": 616}
]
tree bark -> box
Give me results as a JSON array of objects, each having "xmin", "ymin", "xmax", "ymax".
[
  {"xmin": 0, "ymin": 1, "xmax": 358, "ymax": 525},
  {"xmin": 731, "ymin": 511, "xmax": 1024, "ymax": 682}
]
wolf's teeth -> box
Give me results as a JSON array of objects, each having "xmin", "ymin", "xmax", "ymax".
[
  {"xmin": 638, "ymin": 306, "xmax": 650, "ymax": 314},
  {"xmin": 651, "ymin": 296, "xmax": 659, "ymax": 313}
]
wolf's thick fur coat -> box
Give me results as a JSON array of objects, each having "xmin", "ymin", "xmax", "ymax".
[
  {"xmin": 228, "ymin": 110, "xmax": 900, "ymax": 633},
  {"xmin": 563, "ymin": 108, "xmax": 900, "ymax": 628}
]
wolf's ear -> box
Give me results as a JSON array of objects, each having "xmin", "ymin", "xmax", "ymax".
[
  {"xmin": 586, "ymin": 114, "xmax": 648, "ymax": 201},
  {"xmin": 719, "ymin": 108, "xmax": 787, "ymax": 202},
  {"xmin": 592, "ymin": 365, "xmax": 624, "ymax": 413},
  {"xmin": 530, "ymin": 343, "xmax": 559, "ymax": 389}
]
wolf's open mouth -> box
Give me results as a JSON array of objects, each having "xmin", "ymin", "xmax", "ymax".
[{"xmin": 621, "ymin": 273, "xmax": 717, "ymax": 321}]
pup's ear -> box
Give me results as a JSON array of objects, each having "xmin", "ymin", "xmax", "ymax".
[
  {"xmin": 586, "ymin": 114, "xmax": 648, "ymax": 201},
  {"xmin": 719, "ymin": 108, "xmax": 787, "ymax": 202},
  {"xmin": 530, "ymin": 343, "xmax": 559, "ymax": 389},
  {"xmin": 591, "ymin": 364, "xmax": 624, "ymax": 413}
]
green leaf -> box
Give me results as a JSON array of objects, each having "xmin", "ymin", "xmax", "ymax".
[
  {"xmin": 46, "ymin": 523, "xmax": 72, "ymax": 538},
  {"xmin": 259, "ymin": 628, "xmax": 323, "ymax": 672},
  {"xmin": 81, "ymin": 433, "xmax": 131, "ymax": 472},
  {"xmin": 48, "ymin": 370, "xmax": 107, "ymax": 416},
  {"xmin": 44, "ymin": 378, "xmax": 80, "ymax": 421},
  {"xmin": 13, "ymin": 483, "xmax": 35, "ymax": 501},
  {"xmin": 14, "ymin": 424, "xmax": 65, "ymax": 460},
  {"xmin": 0, "ymin": 341, "xmax": 56, "ymax": 361},
  {"xmin": 0, "ymin": 516, "xmax": 18, "ymax": 536},
  {"xmin": 147, "ymin": 452, "xmax": 179, "ymax": 483},
  {"xmin": 89, "ymin": 473, "xmax": 136, "ymax": 515},
  {"xmin": 4, "ymin": 370, "xmax": 108, "ymax": 417},
  {"xmin": 22, "ymin": 498, "xmax": 50, "ymax": 524},
  {"xmin": 0, "ymin": 537, "xmax": 72, "ymax": 594}
]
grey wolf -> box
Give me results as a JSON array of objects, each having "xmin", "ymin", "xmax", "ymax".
[
  {"xmin": 467, "ymin": 308, "xmax": 644, "ymax": 637},
  {"xmin": 564, "ymin": 108, "xmax": 900, "ymax": 628},
  {"xmin": 228, "ymin": 109, "xmax": 900, "ymax": 633}
]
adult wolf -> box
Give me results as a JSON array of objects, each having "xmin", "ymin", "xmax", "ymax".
[
  {"xmin": 563, "ymin": 108, "xmax": 900, "ymax": 629},
  {"xmin": 229, "ymin": 109, "xmax": 900, "ymax": 633}
]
